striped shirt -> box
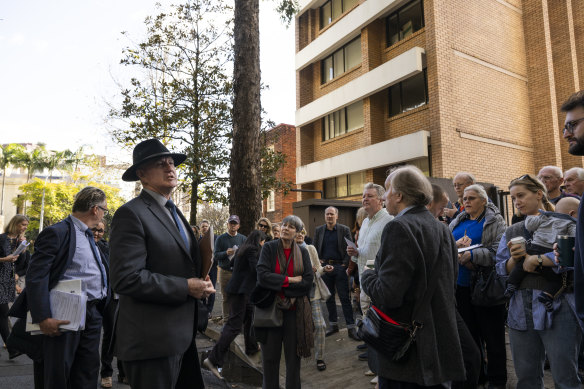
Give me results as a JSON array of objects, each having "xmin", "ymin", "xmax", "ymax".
[{"xmin": 61, "ymin": 215, "xmax": 107, "ymax": 300}]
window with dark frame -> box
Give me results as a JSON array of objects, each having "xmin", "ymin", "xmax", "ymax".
[
  {"xmin": 386, "ymin": 0, "xmax": 424, "ymax": 47},
  {"xmin": 320, "ymin": 0, "xmax": 359, "ymax": 29},
  {"xmin": 324, "ymin": 171, "xmax": 366, "ymax": 198},
  {"xmin": 321, "ymin": 37, "xmax": 361, "ymax": 84},
  {"xmin": 388, "ymin": 69, "xmax": 428, "ymax": 117},
  {"xmin": 322, "ymin": 100, "xmax": 363, "ymax": 141}
]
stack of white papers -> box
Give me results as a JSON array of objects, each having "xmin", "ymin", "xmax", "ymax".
[{"xmin": 26, "ymin": 279, "xmax": 87, "ymax": 335}]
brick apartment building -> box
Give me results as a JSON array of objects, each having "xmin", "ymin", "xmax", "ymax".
[
  {"xmin": 262, "ymin": 124, "xmax": 297, "ymax": 223},
  {"xmin": 294, "ymin": 0, "xmax": 584, "ymax": 204}
]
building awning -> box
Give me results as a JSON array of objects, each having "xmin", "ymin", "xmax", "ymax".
[{"xmin": 296, "ymin": 130, "xmax": 430, "ymax": 184}]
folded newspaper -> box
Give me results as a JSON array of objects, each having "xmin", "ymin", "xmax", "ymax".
[
  {"xmin": 12, "ymin": 240, "xmax": 30, "ymax": 256},
  {"xmin": 26, "ymin": 279, "xmax": 87, "ymax": 335}
]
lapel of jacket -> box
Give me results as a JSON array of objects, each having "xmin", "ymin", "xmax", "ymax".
[
  {"xmin": 316, "ymin": 225, "xmax": 324, "ymax": 255},
  {"xmin": 140, "ymin": 191, "xmax": 191, "ymax": 258}
]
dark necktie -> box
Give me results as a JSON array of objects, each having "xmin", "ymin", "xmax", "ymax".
[
  {"xmin": 165, "ymin": 199, "xmax": 189, "ymax": 248},
  {"xmin": 85, "ymin": 229, "xmax": 107, "ymax": 290}
]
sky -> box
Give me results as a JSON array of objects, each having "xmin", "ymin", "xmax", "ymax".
[{"xmin": 0, "ymin": 0, "xmax": 295, "ymax": 163}]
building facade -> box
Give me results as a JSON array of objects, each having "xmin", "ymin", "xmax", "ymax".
[
  {"xmin": 262, "ymin": 123, "xmax": 298, "ymax": 223},
  {"xmin": 294, "ymin": 0, "xmax": 584, "ymax": 202}
]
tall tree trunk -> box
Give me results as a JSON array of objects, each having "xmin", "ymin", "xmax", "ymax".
[{"xmin": 229, "ymin": 0, "xmax": 261, "ymax": 236}]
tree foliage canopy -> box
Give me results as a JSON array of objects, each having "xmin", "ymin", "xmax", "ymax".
[{"xmin": 109, "ymin": 0, "xmax": 234, "ymax": 223}]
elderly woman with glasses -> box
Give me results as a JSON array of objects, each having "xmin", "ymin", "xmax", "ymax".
[
  {"xmin": 496, "ymin": 174, "xmax": 581, "ymax": 389},
  {"xmin": 255, "ymin": 215, "xmax": 314, "ymax": 389},
  {"xmin": 449, "ymin": 184, "xmax": 507, "ymax": 388},
  {"xmin": 256, "ymin": 217, "xmax": 274, "ymax": 241}
]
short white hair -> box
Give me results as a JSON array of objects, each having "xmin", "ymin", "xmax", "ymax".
[
  {"xmin": 565, "ymin": 167, "xmax": 584, "ymax": 181},
  {"xmin": 539, "ymin": 165, "xmax": 563, "ymax": 178},
  {"xmin": 464, "ymin": 184, "xmax": 489, "ymax": 202},
  {"xmin": 363, "ymin": 182, "xmax": 385, "ymax": 199},
  {"xmin": 453, "ymin": 172, "xmax": 476, "ymax": 184}
]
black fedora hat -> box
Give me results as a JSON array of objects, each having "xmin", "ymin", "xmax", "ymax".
[{"xmin": 122, "ymin": 139, "xmax": 187, "ymax": 182}]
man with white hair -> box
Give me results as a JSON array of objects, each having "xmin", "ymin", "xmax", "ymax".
[
  {"xmin": 538, "ymin": 165, "xmax": 578, "ymax": 204},
  {"xmin": 563, "ymin": 167, "xmax": 584, "ymax": 197},
  {"xmin": 444, "ymin": 172, "xmax": 476, "ymax": 222}
]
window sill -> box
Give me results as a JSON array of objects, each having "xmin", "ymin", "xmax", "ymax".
[
  {"xmin": 384, "ymin": 27, "xmax": 425, "ymax": 54},
  {"xmin": 387, "ymin": 104, "xmax": 428, "ymax": 122},
  {"xmin": 317, "ymin": 1, "xmax": 362, "ymax": 36},
  {"xmin": 320, "ymin": 63, "xmax": 362, "ymax": 89},
  {"xmin": 321, "ymin": 127, "xmax": 364, "ymax": 145}
]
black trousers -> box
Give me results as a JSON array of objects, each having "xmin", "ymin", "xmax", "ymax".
[
  {"xmin": 41, "ymin": 302, "xmax": 103, "ymax": 389},
  {"xmin": 323, "ymin": 263, "xmax": 355, "ymax": 326},
  {"xmin": 100, "ymin": 298, "xmax": 125, "ymax": 378},
  {"xmin": 208, "ymin": 293, "xmax": 256, "ymax": 366},
  {"xmin": 206, "ymin": 263, "xmax": 218, "ymax": 315},
  {"xmin": 379, "ymin": 377, "xmax": 444, "ymax": 389},
  {"xmin": 123, "ymin": 340, "xmax": 204, "ymax": 389},
  {"xmin": 456, "ymin": 286, "xmax": 507, "ymax": 386},
  {"xmin": 0, "ymin": 303, "xmax": 12, "ymax": 352},
  {"xmin": 260, "ymin": 309, "xmax": 300, "ymax": 389},
  {"xmin": 452, "ymin": 310, "xmax": 481, "ymax": 389}
]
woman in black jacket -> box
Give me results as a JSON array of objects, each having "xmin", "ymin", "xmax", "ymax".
[
  {"xmin": 203, "ymin": 230, "xmax": 266, "ymax": 378},
  {"xmin": 255, "ymin": 215, "xmax": 314, "ymax": 389}
]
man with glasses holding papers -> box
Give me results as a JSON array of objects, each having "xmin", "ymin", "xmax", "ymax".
[{"xmin": 11, "ymin": 186, "xmax": 110, "ymax": 389}]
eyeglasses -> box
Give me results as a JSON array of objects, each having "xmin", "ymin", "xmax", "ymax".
[
  {"xmin": 258, "ymin": 224, "xmax": 269, "ymax": 229},
  {"xmin": 453, "ymin": 182, "xmax": 470, "ymax": 188},
  {"xmin": 537, "ymin": 175, "xmax": 557, "ymax": 182},
  {"xmin": 96, "ymin": 205, "xmax": 109, "ymax": 216},
  {"xmin": 92, "ymin": 228, "xmax": 105, "ymax": 233},
  {"xmin": 563, "ymin": 117, "xmax": 584, "ymax": 134}
]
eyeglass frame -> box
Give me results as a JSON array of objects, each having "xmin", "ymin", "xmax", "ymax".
[
  {"xmin": 563, "ymin": 117, "xmax": 584, "ymax": 134},
  {"xmin": 258, "ymin": 224, "xmax": 269, "ymax": 229},
  {"xmin": 92, "ymin": 228, "xmax": 105, "ymax": 233},
  {"xmin": 96, "ymin": 205, "xmax": 109, "ymax": 216}
]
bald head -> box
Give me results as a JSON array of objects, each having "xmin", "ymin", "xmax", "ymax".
[{"xmin": 555, "ymin": 197, "xmax": 580, "ymax": 218}]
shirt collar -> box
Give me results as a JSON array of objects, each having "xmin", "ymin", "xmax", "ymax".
[
  {"xmin": 396, "ymin": 205, "xmax": 416, "ymax": 218},
  {"xmin": 70, "ymin": 215, "xmax": 89, "ymax": 232},
  {"xmin": 143, "ymin": 188, "xmax": 170, "ymax": 209},
  {"xmin": 370, "ymin": 208, "xmax": 387, "ymax": 221}
]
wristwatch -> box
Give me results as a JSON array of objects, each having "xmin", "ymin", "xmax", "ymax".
[{"xmin": 537, "ymin": 255, "xmax": 544, "ymax": 270}]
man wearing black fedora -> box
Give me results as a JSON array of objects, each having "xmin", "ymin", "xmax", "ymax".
[{"xmin": 109, "ymin": 139, "xmax": 215, "ymax": 388}]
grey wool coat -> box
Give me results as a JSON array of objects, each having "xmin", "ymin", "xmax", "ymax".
[
  {"xmin": 361, "ymin": 206, "xmax": 465, "ymax": 386},
  {"xmin": 449, "ymin": 202, "xmax": 506, "ymax": 267}
]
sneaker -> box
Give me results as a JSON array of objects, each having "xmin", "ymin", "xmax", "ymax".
[
  {"xmin": 202, "ymin": 358, "xmax": 224, "ymax": 380},
  {"xmin": 364, "ymin": 369, "xmax": 375, "ymax": 376},
  {"xmin": 370, "ymin": 376, "xmax": 378, "ymax": 384}
]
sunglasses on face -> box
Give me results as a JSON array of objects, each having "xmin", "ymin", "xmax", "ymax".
[
  {"xmin": 258, "ymin": 224, "xmax": 269, "ymax": 228},
  {"xmin": 92, "ymin": 228, "xmax": 104, "ymax": 233}
]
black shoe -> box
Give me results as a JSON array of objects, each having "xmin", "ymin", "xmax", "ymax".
[
  {"xmin": 316, "ymin": 360, "xmax": 327, "ymax": 371},
  {"xmin": 325, "ymin": 324, "xmax": 339, "ymax": 337},
  {"xmin": 358, "ymin": 351, "xmax": 368, "ymax": 361},
  {"xmin": 348, "ymin": 327, "xmax": 360, "ymax": 341},
  {"xmin": 8, "ymin": 350, "xmax": 23, "ymax": 360},
  {"xmin": 356, "ymin": 343, "xmax": 368, "ymax": 350}
]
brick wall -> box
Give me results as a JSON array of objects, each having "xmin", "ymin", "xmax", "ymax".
[{"xmin": 295, "ymin": 0, "xmax": 584, "ymax": 198}]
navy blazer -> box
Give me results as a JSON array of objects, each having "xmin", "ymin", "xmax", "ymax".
[
  {"xmin": 10, "ymin": 216, "xmax": 109, "ymax": 322},
  {"xmin": 313, "ymin": 223, "xmax": 352, "ymax": 266}
]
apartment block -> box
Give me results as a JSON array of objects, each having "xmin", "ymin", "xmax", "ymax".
[
  {"xmin": 262, "ymin": 124, "xmax": 298, "ymax": 223},
  {"xmin": 294, "ymin": 0, "xmax": 584, "ymax": 203}
]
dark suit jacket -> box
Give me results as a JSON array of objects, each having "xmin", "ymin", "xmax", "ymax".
[
  {"xmin": 361, "ymin": 206, "xmax": 464, "ymax": 385},
  {"xmin": 225, "ymin": 247, "xmax": 259, "ymax": 295},
  {"xmin": 109, "ymin": 190, "xmax": 202, "ymax": 361},
  {"xmin": 313, "ymin": 223, "xmax": 352, "ymax": 265},
  {"xmin": 10, "ymin": 216, "xmax": 109, "ymax": 322}
]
